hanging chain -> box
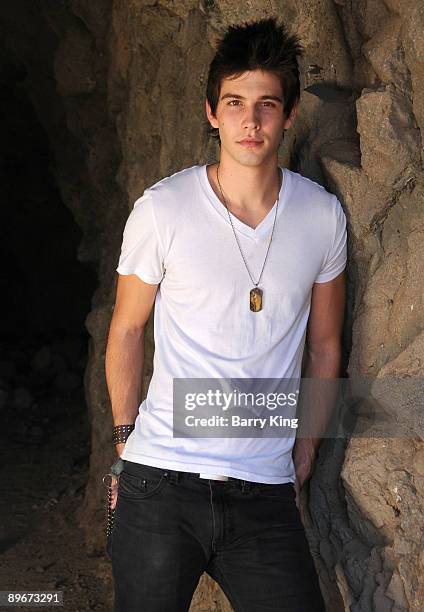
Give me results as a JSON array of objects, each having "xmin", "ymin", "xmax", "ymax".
[
  {"xmin": 103, "ymin": 473, "xmax": 116, "ymax": 538},
  {"xmin": 103, "ymin": 457, "xmax": 124, "ymax": 540},
  {"xmin": 216, "ymin": 163, "xmax": 280, "ymax": 287}
]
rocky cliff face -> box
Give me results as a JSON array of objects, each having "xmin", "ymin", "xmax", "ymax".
[{"xmin": 0, "ymin": 1, "xmax": 422, "ymax": 610}]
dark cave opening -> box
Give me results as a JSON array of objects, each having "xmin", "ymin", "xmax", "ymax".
[{"xmin": 0, "ymin": 48, "xmax": 96, "ymax": 552}]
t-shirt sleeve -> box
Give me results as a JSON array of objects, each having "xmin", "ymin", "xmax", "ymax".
[
  {"xmin": 315, "ymin": 196, "xmax": 347, "ymax": 283},
  {"xmin": 116, "ymin": 190, "xmax": 165, "ymax": 285}
]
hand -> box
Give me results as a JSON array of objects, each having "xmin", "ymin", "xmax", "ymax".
[
  {"xmin": 110, "ymin": 443, "xmax": 125, "ymax": 510},
  {"xmin": 292, "ymin": 439, "xmax": 317, "ymax": 509},
  {"xmin": 293, "ymin": 460, "xmax": 313, "ymax": 509},
  {"xmin": 110, "ymin": 476, "xmax": 119, "ymax": 510}
]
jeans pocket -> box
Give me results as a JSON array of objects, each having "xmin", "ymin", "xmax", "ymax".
[
  {"xmin": 255, "ymin": 482, "xmax": 296, "ymax": 499},
  {"xmin": 118, "ymin": 467, "xmax": 169, "ymax": 500},
  {"xmin": 254, "ymin": 482, "xmax": 303, "ymax": 529}
]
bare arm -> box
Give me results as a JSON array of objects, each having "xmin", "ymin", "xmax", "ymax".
[
  {"xmin": 105, "ymin": 273, "xmax": 159, "ymax": 456},
  {"xmin": 292, "ymin": 271, "xmax": 346, "ymax": 502}
]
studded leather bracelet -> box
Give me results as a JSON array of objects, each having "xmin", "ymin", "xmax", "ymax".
[{"xmin": 112, "ymin": 424, "xmax": 135, "ymax": 445}]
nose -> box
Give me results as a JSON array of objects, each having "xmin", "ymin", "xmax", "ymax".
[{"xmin": 241, "ymin": 104, "xmax": 260, "ymax": 130}]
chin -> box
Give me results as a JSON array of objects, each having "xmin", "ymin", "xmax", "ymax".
[
  {"xmin": 230, "ymin": 149, "xmax": 267, "ymax": 165},
  {"xmin": 234, "ymin": 157, "xmax": 264, "ymax": 168}
]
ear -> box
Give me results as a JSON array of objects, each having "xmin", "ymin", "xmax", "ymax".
[
  {"xmin": 205, "ymin": 98, "xmax": 219, "ymax": 129},
  {"xmin": 283, "ymin": 101, "xmax": 299, "ymax": 130}
]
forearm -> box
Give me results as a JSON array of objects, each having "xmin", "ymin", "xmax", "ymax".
[
  {"xmin": 293, "ymin": 345, "xmax": 341, "ymax": 461},
  {"xmin": 105, "ymin": 321, "xmax": 145, "ymax": 427}
]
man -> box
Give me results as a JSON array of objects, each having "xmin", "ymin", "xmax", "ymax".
[{"xmin": 105, "ymin": 16, "xmax": 346, "ymax": 612}]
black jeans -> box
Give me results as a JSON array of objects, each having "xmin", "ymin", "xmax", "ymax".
[{"xmin": 107, "ymin": 460, "xmax": 326, "ymax": 612}]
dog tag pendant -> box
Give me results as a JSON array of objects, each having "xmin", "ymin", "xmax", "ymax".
[{"xmin": 250, "ymin": 287, "xmax": 263, "ymax": 312}]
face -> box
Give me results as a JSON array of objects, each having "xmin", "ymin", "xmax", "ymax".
[{"xmin": 206, "ymin": 69, "xmax": 298, "ymax": 167}]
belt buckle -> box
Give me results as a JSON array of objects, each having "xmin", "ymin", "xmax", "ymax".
[{"xmin": 198, "ymin": 473, "xmax": 229, "ymax": 481}]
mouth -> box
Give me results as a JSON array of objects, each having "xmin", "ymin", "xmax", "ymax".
[{"xmin": 238, "ymin": 139, "xmax": 264, "ymax": 148}]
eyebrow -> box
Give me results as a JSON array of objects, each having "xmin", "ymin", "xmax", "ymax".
[{"xmin": 220, "ymin": 93, "xmax": 283, "ymax": 103}]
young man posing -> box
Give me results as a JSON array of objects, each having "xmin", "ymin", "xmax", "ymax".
[{"xmin": 105, "ymin": 17, "xmax": 346, "ymax": 612}]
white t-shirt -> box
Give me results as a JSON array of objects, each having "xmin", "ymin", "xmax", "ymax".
[{"xmin": 116, "ymin": 164, "xmax": 347, "ymax": 483}]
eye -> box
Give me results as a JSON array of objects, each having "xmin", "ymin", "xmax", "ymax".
[{"xmin": 226, "ymin": 100, "xmax": 276, "ymax": 108}]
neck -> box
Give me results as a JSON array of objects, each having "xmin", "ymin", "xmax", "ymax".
[{"xmin": 211, "ymin": 153, "xmax": 281, "ymax": 212}]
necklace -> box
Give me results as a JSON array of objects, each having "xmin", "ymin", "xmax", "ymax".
[{"xmin": 216, "ymin": 163, "xmax": 281, "ymax": 312}]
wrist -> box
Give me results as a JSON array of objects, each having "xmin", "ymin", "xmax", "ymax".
[
  {"xmin": 116, "ymin": 442, "xmax": 126, "ymax": 457},
  {"xmin": 293, "ymin": 437, "xmax": 318, "ymax": 465},
  {"xmin": 112, "ymin": 423, "xmax": 135, "ymax": 445}
]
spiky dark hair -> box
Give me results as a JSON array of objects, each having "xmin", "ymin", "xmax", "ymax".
[{"xmin": 205, "ymin": 17, "xmax": 304, "ymax": 144}]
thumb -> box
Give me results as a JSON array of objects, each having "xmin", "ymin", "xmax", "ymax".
[
  {"xmin": 110, "ymin": 476, "xmax": 118, "ymax": 510},
  {"xmin": 294, "ymin": 480, "xmax": 300, "ymax": 509}
]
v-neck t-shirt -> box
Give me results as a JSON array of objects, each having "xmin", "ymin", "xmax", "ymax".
[{"xmin": 115, "ymin": 163, "xmax": 347, "ymax": 483}]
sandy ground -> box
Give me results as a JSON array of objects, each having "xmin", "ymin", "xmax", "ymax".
[{"xmin": 0, "ymin": 387, "xmax": 114, "ymax": 611}]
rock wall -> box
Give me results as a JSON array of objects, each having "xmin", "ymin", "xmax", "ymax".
[
  {"xmin": 1, "ymin": 1, "xmax": 422, "ymax": 610},
  {"xmin": 110, "ymin": 3, "xmax": 424, "ymax": 609}
]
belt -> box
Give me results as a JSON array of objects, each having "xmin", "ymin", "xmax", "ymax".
[
  {"xmin": 198, "ymin": 473, "xmax": 229, "ymax": 481},
  {"xmin": 121, "ymin": 460, "xmax": 239, "ymax": 483}
]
